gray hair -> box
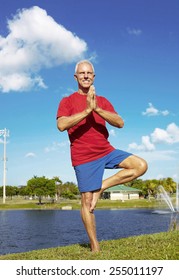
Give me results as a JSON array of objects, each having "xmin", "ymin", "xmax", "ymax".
[{"xmin": 75, "ymin": 60, "xmax": 95, "ymax": 74}]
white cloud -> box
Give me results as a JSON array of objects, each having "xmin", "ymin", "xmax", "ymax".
[
  {"xmin": 45, "ymin": 141, "xmax": 69, "ymax": 153},
  {"xmin": 25, "ymin": 152, "xmax": 36, "ymax": 158},
  {"xmin": 127, "ymin": 27, "xmax": 142, "ymax": 36},
  {"xmin": 128, "ymin": 123, "xmax": 179, "ymax": 153},
  {"xmin": 138, "ymin": 150, "xmax": 178, "ymax": 162},
  {"xmin": 151, "ymin": 123, "xmax": 179, "ymax": 144},
  {"xmin": 0, "ymin": 73, "xmax": 47, "ymax": 92},
  {"xmin": 128, "ymin": 135, "xmax": 155, "ymax": 152},
  {"xmin": 0, "ymin": 6, "xmax": 87, "ymax": 92},
  {"xmin": 142, "ymin": 103, "xmax": 169, "ymax": 116},
  {"xmin": 142, "ymin": 136, "xmax": 155, "ymax": 151},
  {"xmin": 109, "ymin": 129, "xmax": 116, "ymax": 136},
  {"xmin": 161, "ymin": 110, "xmax": 169, "ymax": 116}
]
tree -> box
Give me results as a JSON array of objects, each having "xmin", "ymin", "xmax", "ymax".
[
  {"xmin": 0, "ymin": 187, "xmax": 3, "ymax": 197},
  {"xmin": 0, "ymin": 185, "xmax": 19, "ymax": 199},
  {"xmin": 27, "ymin": 176, "xmax": 56, "ymax": 204},
  {"xmin": 125, "ymin": 179, "xmax": 143, "ymax": 189},
  {"xmin": 160, "ymin": 178, "xmax": 176, "ymax": 194},
  {"xmin": 52, "ymin": 176, "xmax": 62, "ymax": 200},
  {"xmin": 18, "ymin": 185, "xmax": 29, "ymax": 197},
  {"xmin": 6, "ymin": 186, "xmax": 18, "ymax": 199},
  {"xmin": 61, "ymin": 181, "xmax": 79, "ymax": 199},
  {"xmin": 143, "ymin": 180, "xmax": 158, "ymax": 199}
]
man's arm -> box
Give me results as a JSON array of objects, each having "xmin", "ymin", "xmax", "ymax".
[
  {"xmin": 57, "ymin": 92, "xmax": 94, "ymax": 131},
  {"xmin": 90, "ymin": 86, "xmax": 124, "ymax": 128},
  {"xmin": 57, "ymin": 109, "xmax": 91, "ymax": 132},
  {"xmin": 57, "ymin": 106, "xmax": 124, "ymax": 131},
  {"xmin": 57, "ymin": 86, "xmax": 124, "ymax": 131},
  {"xmin": 95, "ymin": 107, "xmax": 124, "ymax": 128}
]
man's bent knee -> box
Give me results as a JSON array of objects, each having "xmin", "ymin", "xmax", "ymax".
[
  {"xmin": 139, "ymin": 158, "xmax": 148, "ymax": 171},
  {"xmin": 134, "ymin": 157, "xmax": 148, "ymax": 177},
  {"xmin": 119, "ymin": 155, "xmax": 148, "ymax": 177}
]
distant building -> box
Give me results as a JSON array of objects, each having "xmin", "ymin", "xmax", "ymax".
[{"xmin": 103, "ymin": 185, "xmax": 140, "ymax": 200}]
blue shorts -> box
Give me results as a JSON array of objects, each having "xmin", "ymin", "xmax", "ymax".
[{"xmin": 74, "ymin": 149, "xmax": 132, "ymax": 193}]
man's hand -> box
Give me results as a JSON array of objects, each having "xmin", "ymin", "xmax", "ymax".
[
  {"xmin": 85, "ymin": 85, "xmax": 124, "ymax": 128},
  {"xmin": 86, "ymin": 85, "xmax": 98, "ymax": 113},
  {"xmin": 58, "ymin": 85, "xmax": 98, "ymax": 131}
]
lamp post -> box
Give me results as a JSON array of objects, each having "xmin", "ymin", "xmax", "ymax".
[
  {"xmin": 0, "ymin": 128, "xmax": 9, "ymax": 204},
  {"xmin": 176, "ymin": 182, "xmax": 179, "ymax": 212}
]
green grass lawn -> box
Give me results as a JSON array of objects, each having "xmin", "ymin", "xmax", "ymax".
[
  {"xmin": 0, "ymin": 197, "xmax": 157, "ymax": 210},
  {"xmin": 0, "ymin": 231, "xmax": 178, "ymax": 260}
]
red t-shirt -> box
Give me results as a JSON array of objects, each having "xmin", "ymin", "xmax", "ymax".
[{"xmin": 56, "ymin": 92, "xmax": 116, "ymax": 166}]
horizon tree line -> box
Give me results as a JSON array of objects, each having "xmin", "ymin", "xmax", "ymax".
[{"xmin": 0, "ymin": 176, "xmax": 177, "ymax": 204}]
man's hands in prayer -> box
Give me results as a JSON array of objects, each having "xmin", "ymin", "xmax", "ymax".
[{"xmin": 86, "ymin": 85, "xmax": 98, "ymax": 113}]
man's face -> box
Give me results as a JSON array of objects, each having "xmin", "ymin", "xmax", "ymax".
[{"xmin": 74, "ymin": 63, "xmax": 95, "ymax": 89}]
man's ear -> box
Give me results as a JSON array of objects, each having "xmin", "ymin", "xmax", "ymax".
[{"xmin": 74, "ymin": 74, "xmax": 77, "ymax": 81}]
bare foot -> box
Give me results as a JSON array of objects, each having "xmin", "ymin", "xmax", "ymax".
[
  {"xmin": 90, "ymin": 189, "xmax": 103, "ymax": 213},
  {"xmin": 91, "ymin": 242, "xmax": 100, "ymax": 253}
]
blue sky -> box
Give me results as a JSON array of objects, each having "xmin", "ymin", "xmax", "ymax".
[{"xmin": 0, "ymin": 0, "xmax": 179, "ymax": 186}]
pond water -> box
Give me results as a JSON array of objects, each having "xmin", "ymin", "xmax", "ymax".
[{"xmin": 0, "ymin": 209, "xmax": 174, "ymax": 255}]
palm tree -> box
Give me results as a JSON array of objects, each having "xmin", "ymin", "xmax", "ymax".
[{"xmin": 53, "ymin": 176, "xmax": 62, "ymax": 200}]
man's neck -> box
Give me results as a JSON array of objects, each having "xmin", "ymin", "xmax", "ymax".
[{"xmin": 78, "ymin": 88, "xmax": 88, "ymax": 95}]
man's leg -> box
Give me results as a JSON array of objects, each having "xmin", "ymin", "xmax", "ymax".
[
  {"xmin": 81, "ymin": 192, "xmax": 100, "ymax": 252},
  {"xmin": 90, "ymin": 155, "xmax": 148, "ymax": 212}
]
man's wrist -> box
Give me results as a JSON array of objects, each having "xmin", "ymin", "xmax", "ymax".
[
  {"xmin": 85, "ymin": 108, "xmax": 92, "ymax": 115},
  {"xmin": 94, "ymin": 107, "xmax": 102, "ymax": 114}
]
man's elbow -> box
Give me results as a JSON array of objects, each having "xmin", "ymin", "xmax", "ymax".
[
  {"xmin": 57, "ymin": 125, "xmax": 65, "ymax": 132},
  {"xmin": 116, "ymin": 119, "xmax": 124, "ymax": 128},
  {"xmin": 114, "ymin": 114, "xmax": 124, "ymax": 128},
  {"xmin": 119, "ymin": 120, "xmax": 124, "ymax": 128},
  {"xmin": 57, "ymin": 124, "xmax": 66, "ymax": 132},
  {"xmin": 57, "ymin": 119, "xmax": 66, "ymax": 132}
]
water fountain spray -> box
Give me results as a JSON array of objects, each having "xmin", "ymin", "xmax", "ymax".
[
  {"xmin": 176, "ymin": 182, "xmax": 179, "ymax": 212},
  {"xmin": 158, "ymin": 185, "xmax": 175, "ymax": 212}
]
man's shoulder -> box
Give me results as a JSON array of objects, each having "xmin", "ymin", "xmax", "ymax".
[
  {"xmin": 60, "ymin": 92, "xmax": 77, "ymax": 103},
  {"xmin": 64, "ymin": 92, "xmax": 77, "ymax": 99},
  {"xmin": 97, "ymin": 95, "xmax": 109, "ymax": 103},
  {"xmin": 97, "ymin": 95, "xmax": 107, "ymax": 99}
]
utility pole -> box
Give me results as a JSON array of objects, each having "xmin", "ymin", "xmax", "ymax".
[
  {"xmin": 0, "ymin": 128, "xmax": 9, "ymax": 204},
  {"xmin": 176, "ymin": 182, "xmax": 179, "ymax": 212}
]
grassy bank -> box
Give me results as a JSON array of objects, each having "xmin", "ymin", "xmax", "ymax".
[
  {"xmin": 0, "ymin": 197, "xmax": 158, "ymax": 210},
  {"xmin": 0, "ymin": 231, "xmax": 178, "ymax": 260}
]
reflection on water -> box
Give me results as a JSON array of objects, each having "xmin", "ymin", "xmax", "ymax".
[{"xmin": 0, "ymin": 209, "xmax": 172, "ymax": 255}]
